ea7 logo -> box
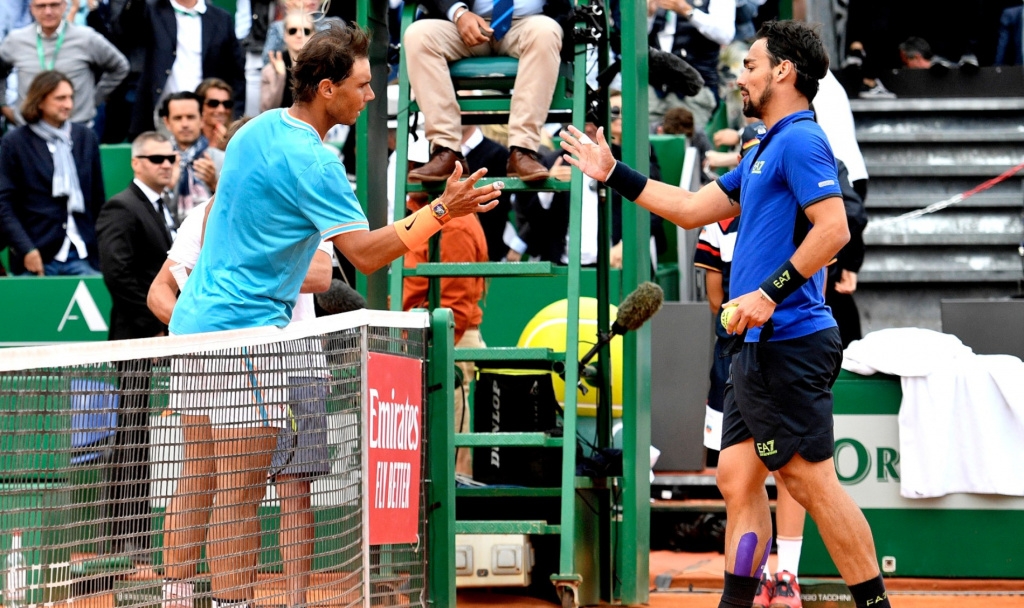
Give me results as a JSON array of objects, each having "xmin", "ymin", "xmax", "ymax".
[
  {"xmin": 756, "ymin": 440, "xmax": 777, "ymax": 457},
  {"xmin": 751, "ymin": 160, "xmax": 765, "ymax": 174},
  {"xmin": 866, "ymin": 593, "xmax": 888, "ymax": 605}
]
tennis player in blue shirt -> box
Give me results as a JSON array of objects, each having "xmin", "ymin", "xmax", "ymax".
[{"xmin": 560, "ymin": 20, "xmax": 891, "ymax": 608}]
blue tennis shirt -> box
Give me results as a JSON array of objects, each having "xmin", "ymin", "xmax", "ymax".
[
  {"xmin": 169, "ymin": 109, "xmax": 368, "ymax": 334},
  {"xmin": 717, "ymin": 110, "xmax": 843, "ymax": 343}
]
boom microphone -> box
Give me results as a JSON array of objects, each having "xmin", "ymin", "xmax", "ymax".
[
  {"xmin": 648, "ymin": 47, "xmax": 705, "ymax": 99},
  {"xmin": 315, "ymin": 279, "xmax": 367, "ymax": 315},
  {"xmin": 579, "ymin": 281, "xmax": 665, "ymax": 369}
]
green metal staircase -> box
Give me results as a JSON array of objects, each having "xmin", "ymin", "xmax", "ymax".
[{"xmin": 388, "ymin": 4, "xmax": 597, "ymax": 607}]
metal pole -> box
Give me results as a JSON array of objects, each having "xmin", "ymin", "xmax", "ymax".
[
  {"xmin": 356, "ymin": 0, "xmax": 391, "ymax": 310},
  {"xmin": 616, "ymin": 0, "xmax": 651, "ymax": 604}
]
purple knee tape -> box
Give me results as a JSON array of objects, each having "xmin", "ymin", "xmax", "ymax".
[
  {"xmin": 754, "ymin": 537, "xmax": 772, "ymax": 579},
  {"xmin": 735, "ymin": 532, "xmax": 758, "ymax": 576}
]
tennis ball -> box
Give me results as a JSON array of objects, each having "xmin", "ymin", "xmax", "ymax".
[{"xmin": 720, "ymin": 305, "xmax": 738, "ymax": 330}]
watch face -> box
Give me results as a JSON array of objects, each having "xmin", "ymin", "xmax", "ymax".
[{"xmin": 431, "ymin": 202, "xmax": 446, "ymax": 217}]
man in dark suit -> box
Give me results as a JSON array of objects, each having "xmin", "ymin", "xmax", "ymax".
[
  {"xmin": 94, "ymin": 131, "xmax": 178, "ymax": 558},
  {"xmin": 116, "ymin": 0, "xmax": 244, "ymax": 139},
  {"xmin": 0, "ymin": 70, "xmax": 104, "ymax": 275}
]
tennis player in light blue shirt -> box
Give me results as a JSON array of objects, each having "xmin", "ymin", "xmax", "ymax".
[
  {"xmin": 170, "ymin": 107, "xmax": 368, "ymax": 333},
  {"xmin": 169, "ymin": 25, "xmax": 503, "ymax": 337}
]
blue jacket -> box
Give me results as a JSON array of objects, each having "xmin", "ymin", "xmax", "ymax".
[
  {"xmin": 0, "ymin": 123, "xmax": 105, "ymax": 273},
  {"xmin": 996, "ymin": 6, "xmax": 1023, "ymax": 66}
]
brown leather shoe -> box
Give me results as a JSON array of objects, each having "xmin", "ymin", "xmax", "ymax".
[
  {"xmin": 408, "ymin": 146, "xmax": 469, "ymax": 183},
  {"xmin": 507, "ymin": 147, "xmax": 549, "ymax": 181}
]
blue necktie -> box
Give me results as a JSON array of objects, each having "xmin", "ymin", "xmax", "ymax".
[{"xmin": 491, "ymin": 0, "xmax": 514, "ymax": 41}]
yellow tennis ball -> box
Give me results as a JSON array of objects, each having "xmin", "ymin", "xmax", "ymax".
[{"xmin": 720, "ymin": 305, "xmax": 738, "ymax": 330}]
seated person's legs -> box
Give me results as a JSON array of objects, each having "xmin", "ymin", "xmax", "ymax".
[
  {"xmin": 497, "ymin": 15, "xmax": 563, "ymax": 181},
  {"xmin": 404, "ymin": 19, "xmax": 476, "ymax": 181}
]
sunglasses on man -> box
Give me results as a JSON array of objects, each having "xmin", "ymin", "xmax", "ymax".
[
  {"xmin": 204, "ymin": 98, "xmax": 234, "ymax": 109},
  {"xmin": 287, "ymin": 27, "xmax": 312, "ymax": 36},
  {"xmin": 135, "ymin": 154, "xmax": 178, "ymax": 165}
]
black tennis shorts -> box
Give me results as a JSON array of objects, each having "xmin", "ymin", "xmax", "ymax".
[{"xmin": 721, "ymin": 326, "xmax": 843, "ymax": 471}]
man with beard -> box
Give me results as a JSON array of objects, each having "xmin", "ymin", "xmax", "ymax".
[{"xmin": 559, "ymin": 20, "xmax": 891, "ymax": 608}]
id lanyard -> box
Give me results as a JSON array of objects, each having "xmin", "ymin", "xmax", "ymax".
[{"xmin": 36, "ymin": 23, "xmax": 66, "ymax": 71}]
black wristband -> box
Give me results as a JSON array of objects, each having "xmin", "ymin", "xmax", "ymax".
[
  {"xmin": 603, "ymin": 161, "xmax": 648, "ymax": 202},
  {"xmin": 759, "ymin": 260, "xmax": 807, "ymax": 304}
]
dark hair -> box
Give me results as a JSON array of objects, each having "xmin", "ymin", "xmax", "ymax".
[
  {"xmin": 223, "ymin": 116, "xmax": 254, "ymax": 148},
  {"xmin": 755, "ymin": 20, "xmax": 829, "ymax": 103},
  {"xmin": 195, "ymin": 78, "xmax": 233, "ymax": 103},
  {"xmin": 159, "ymin": 91, "xmax": 202, "ymax": 118},
  {"xmin": 661, "ymin": 107, "xmax": 695, "ymax": 137},
  {"xmin": 291, "ymin": 23, "xmax": 370, "ymax": 104},
  {"xmin": 899, "ymin": 37, "xmax": 933, "ymax": 60},
  {"xmin": 21, "ymin": 70, "xmax": 72, "ymax": 124}
]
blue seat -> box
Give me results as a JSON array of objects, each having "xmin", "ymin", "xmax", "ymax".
[{"xmin": 69, "ymin": 379, "xmax": 118, "ymax": 466}]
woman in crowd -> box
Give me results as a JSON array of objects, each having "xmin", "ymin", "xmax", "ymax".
[{"xmin": 260, "ymin": 10, "xmax": 314, "ymax": 113}]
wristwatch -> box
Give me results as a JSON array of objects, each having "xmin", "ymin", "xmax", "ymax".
[{"xmin": 430, "ymin": 199, "xmax": 452, "ymax": 225}]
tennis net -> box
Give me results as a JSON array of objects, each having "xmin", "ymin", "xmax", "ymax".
[{"xmin": 0, "ymin": 310, "xmax": 433, "ymax": 608}]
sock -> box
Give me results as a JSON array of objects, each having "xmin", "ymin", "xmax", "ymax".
[
  {"xmin": 848, "ymin": 574, "xmax": 890, "ymax": 608},
  {"xmin": 775, "ymin": 536, "xmax": 803, "ymax": 576},
  {"xmin": 718, "ymin": 571, "xmax": 761, "ymax": 608}
]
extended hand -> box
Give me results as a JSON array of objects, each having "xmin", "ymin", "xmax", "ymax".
[
  {"xmin": 559, "ymin": 125, "xmax": 616, "ymax": 183},
  {"xmin": 722, "ymin": 289, "xmax": 776, "ymax": 335},
  {"xmin": 457, "ymin": 11, "xmax": 492, "ymax": 47},
  {"xmin": 23, "ymin": 249, "xmax": 44, "ymax": 276},
  {"xmin": 269, "ymin": 50, "xmax": 286, "ymax": 76},
  {"xmin": 713, "ymin": 128, "xmax": 740, "ymax": 148},
  {"xmin": 437, "ymin": 163, "xmax": 503, "ymax": 218},
  {"xmin": 210, "ymin": 122, "xmax": 228, "ymax": 150},
  {"xmin": 834, "ymin": 269, "xmax": 858, "ymax": 294},
  {"xmin": 193, "ymin": 155, "xmax": 218, "ymax": 191}
]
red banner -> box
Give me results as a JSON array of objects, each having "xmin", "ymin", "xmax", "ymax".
[{"xmin": 367, "ymin": 352, "xmax": 423, "ymax": 545}]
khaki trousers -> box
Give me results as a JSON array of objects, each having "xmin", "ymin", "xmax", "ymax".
[
  {"xmin": 404, "ymin": 15, "xmax": 562, "ymax": 153},
  {"xmin": 455, "ymin": 328, "xmax": 485, "ymax": 476}
]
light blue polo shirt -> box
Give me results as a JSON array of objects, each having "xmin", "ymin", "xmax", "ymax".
[
  {"xmin": 716, "ymin": 110, "xmax": 843, "ymax": 343},
  {"xmin": 169, "ymin": 109, "xmax": 368, "ymax": 334}
]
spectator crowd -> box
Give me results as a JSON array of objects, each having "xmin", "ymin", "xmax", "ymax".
[{"xmin": 1, "ymin": 0, "xmax": 1016, "ymax": 278}]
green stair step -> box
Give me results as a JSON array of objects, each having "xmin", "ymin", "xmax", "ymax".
[
  {"xmin": 453, "ymin": 432, "xmax": 563, "ymax": 448},
  {"xmin": 454, "ymin": 347, "xmax": 564, "ymax": 362},
  {"xmin": 455, "ymin": 521, "xmax": 561, "ymax": 535},
  {"xmin": 456, "ymin": 487, "xmax": 562, "ymax": 498},
  {"xmin": 406, "ymin": 177, "xmax": 571, "ymax": 194},
  {"xmin": 402, "ymin": 261, "xmax": 566, "ymax": 278}
]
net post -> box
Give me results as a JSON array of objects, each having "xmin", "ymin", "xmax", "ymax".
[
  {"xmin": 426, "ymin": 308, "xmax": 456, "ymax": 607},
  {"xmin": 360, "ymin": 324, "xmax": 372, "ymax": 608}
]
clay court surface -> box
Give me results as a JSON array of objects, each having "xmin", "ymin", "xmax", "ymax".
[{"xmin": 456, "ymin": 551, "xmax": 1024, "ymax": 607}]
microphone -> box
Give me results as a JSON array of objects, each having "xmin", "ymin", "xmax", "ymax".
[
  {"xmin": 579, "ymin": 281, "xmax": 664, "ymax": 370},
  {"xmin": 648, "ymin": 47, "xmax": 705, "ymax": 99},
  {"xmin": 315, "ymin": 279, "xmax": 367, "ymax": 315}
]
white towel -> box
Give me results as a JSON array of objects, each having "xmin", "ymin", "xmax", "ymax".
[{"xmin": 842, "ymin": 328, "xmax": 1024, "ymax": 498}]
